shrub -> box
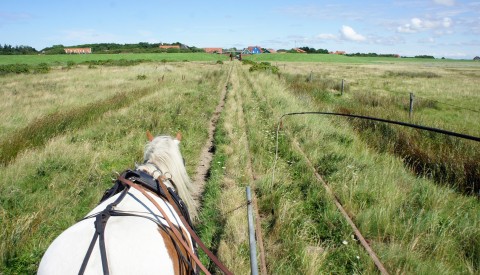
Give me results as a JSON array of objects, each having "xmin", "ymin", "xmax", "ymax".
[
  {"xmin": 0, "ymin": 64, "xmax": 31, "ymax": 75},
  {"xmin": 249, "ymin": 62, "xmax": 279, "ymax": 74},
  {"xmin": 216, "ymin": 60, "xmax": 224, "ymax": 65},
  {"xmin": 33, "ymin": 63, "xmax": 50, "ymax": 74},
  {"xmin": 67, "ymin": 61, "xmax": 76, "ymax": 68},
  {"xmin": 81, "ymin": 59, "xmax": 149, "ymax": 67},
  {"xmin": 384, "ymin": 71, "xmax": 441, "ymax": 78},
  {"xmin": 241, "ymin": 59, "xmax": 256, "ymax": 65},
  {"xmin": 136, "ymin": 74, "xmax": 147, "ymax": 80}
]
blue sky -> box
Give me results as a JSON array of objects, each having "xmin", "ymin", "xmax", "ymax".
[{"xmin": 1, "ymin": 0, "xmax": 479, "ymax": 58}]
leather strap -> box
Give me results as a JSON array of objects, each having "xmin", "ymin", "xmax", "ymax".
[
  {"xmin": 117, "ymin": 176, "xmax": 226, "ymax": 275},
  {"xmin": 156, "ymin": 176, "xmax": 233, "ymax": 275},
  {"xmin": 79, "ymin": 187, "xmax": 129, "ymax": 275}
]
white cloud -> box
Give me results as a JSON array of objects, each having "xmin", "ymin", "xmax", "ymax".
[
  {"xmin": 442, "ymin": 17, "xmax": 452, "ymax": 27},
  {"xmin": 397, "ymin": 24, "xmax": 417, "ymax": 33},
  {"xmin": 340, "ymin": 25, "xmax": 366, "ymax": 41},
  {"xmin": 433, "ymin": 0, "xmax": 455, "ymax": 6},
  {"xmin": 397, "ymin": 17, "xmax": 453, "ymax": 33}
]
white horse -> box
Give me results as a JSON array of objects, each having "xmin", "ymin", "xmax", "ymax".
[{"xmin": 38, "ymin": 132, "xmax": 202, "ymax": 275}]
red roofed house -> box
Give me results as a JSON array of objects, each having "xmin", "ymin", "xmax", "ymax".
[
  {"xmin": 204, "ymin": 48, "xmax": 223, "ymax": 54},
  {"xmin": 64, "ymin": 48, "xmax": 92, "ymax": 54}
]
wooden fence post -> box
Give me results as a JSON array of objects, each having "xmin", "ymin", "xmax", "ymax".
[{"xmin": 341, "ymin": 79, "xmax": 345, "ymax": 95}]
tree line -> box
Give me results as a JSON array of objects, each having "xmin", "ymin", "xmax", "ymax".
[
  {"xmin": 0, "ymin": 42, "xmax": 206, "ymax": 55},
  {"xmin": 0, "ymin": 44, "xmax": 38, "ymax": 55},
  {"xmin": 346, "ymin": 52, "xmax": 399, "ymax": 58},
  {"xmin": 41, "ymin": 42, "xmax": 205, "ymax": 54},
  {"xmin": 297, "ymin": 47, "xmax": 329, "ymax": 54}
]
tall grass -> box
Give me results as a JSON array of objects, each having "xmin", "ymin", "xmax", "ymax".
[
  {"xmin": 229, "ymin": 63, "xmax": 479, "ymax": 273},
  {"xmin": 235, "ymin": 65, "xmax": 376, "ymax": 273},
  {"xmin": 283, "ymin": 62, "xmax": 480, "ymax": 194},
  {"xmin": 0, "ymin": 62, "xmax": 228, "ymax": 274},
  {"xmin": 0, "ymin": 64, "xmax": 166, "ymax": 140},
  {"xmin": 0, "ymin": 87, "xmax": 153, "ymax": 165}
]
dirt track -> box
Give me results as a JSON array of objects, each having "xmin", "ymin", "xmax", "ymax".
[{"xmin": 193, "ymin": 65, "xmax": 233, "ymax": 192}]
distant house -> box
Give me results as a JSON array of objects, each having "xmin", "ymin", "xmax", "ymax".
[
  {"xmin": 204, "ymin": 48, "xmax": 223, "ymax": 54},
  {"xmin": 247, "ymin": 46, "xmax": 263, "ymax": 54},
  {"xmin": 159, "ymin": 45, "xmax": 180, "ymax": 49},
  {"xmin": 64, "ymin": 48, "xmax": 91, "ymax": 54},
  {"xmin": 474, "ymin": 56, "xmax": 480, "ymax": 61},
  {"xmin": 241, "ymin": 48, "xmax": 252, "ymax": 54},
  {"xmin": 293, "ymin": 48, "xmax": 307, "ymax": 53},
  {"xmin": 261, "ymin": 48, "xmax": 276, "ymax": 53},
  {"xmin": 330, "ymin": 51, "xmax": 346, "ymax": 55}
]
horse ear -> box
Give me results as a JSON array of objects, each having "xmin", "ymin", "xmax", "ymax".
[
  {"xmin": 175, "ymin": 131, "xmax": 182, "ymax": 142},
  {"xmin": 146, "ymin": 130, "xmax": 154, "ymax": 142}
]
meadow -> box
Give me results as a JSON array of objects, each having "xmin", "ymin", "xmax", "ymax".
[
  {"xmin": 0, "ymin": 54, "xmax": 479, "ymax": 274},
  {"xmin": 0, "ymin": 52, "xmax": 228, "ymax": 66}
]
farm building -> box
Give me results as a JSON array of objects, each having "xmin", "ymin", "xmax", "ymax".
[
  {"xmin": 241, "ymin": 48, "xmax": 252, "ymax": 54},
  {"xmin": 293, "ymin": 48, "xmax": 307, "ymax": 53},
  {"xmin": 64, "ymin": 48, "xmax": 92, "ymax": 54},
  {"xmin": 159, "ymin": 45, "xmax": 180, "ymax": 49},
  {"xmin": 204, "ymin": 48, "xmax": 223, "ymax": 54},
  {"xmin": 247, "ymin": 46, "xmax": 263, "ymax": 54},
  {"xmin": 474, "ymin": 56, "xmax": 480, "ymax": 61},
  {"xmin": 159, "ymin": 44, "xmax": 189, "ymax": 50}
]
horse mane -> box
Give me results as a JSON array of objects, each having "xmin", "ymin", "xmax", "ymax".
[{"xmin": 137, "ymin": 136, "xmax": 199, "ymax": 220}]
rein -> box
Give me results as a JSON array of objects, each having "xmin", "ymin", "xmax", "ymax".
[
  {"xmin": 79, "ymin": 169, "xmax": 232, "ymax": 275},
  {"xmin": 117, "ymin": 174, "xmax": 233, "ymax": 275}
]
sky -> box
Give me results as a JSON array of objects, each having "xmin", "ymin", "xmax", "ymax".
[{"xmin": 1, "ymin": 0, "xmax": 479, "ymax": 59}]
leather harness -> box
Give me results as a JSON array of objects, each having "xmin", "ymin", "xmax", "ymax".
[{"xmin": 78, "ymin": 169, "xmax": 232, "ymax": 275}]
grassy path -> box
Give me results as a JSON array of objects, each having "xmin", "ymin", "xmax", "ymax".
[{"xmin": 202, "ymin": 61, "xmax": 479, "ymax": 274}]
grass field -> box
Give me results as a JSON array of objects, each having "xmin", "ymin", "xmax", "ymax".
[
  {"xmin": 1, "ymin": 52, "xmax": 474, "ymax": 66},
  {"xmin": 243, "ymin": 53, "xmax": 475, "ymax": 64},
  {"xmin": 0, "ymin": 53, "xmax": 228, "ymax": 66},
  {"xmin": 280, "ymin": 61, "xmax": 480, "ymax": 194},
  {"xmin": 1, "ymin": 55, "xmax": 479, "ymax": 274}
]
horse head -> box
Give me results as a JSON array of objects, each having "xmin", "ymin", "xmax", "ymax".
[{"xmin": 138, "ymin": 131, "xmax": 199, "ymax": 220}]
